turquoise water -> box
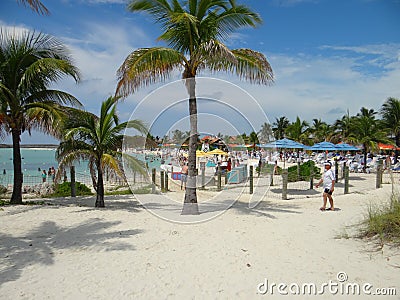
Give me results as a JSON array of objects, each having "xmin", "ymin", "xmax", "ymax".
[
  {"xmin": 0, "ymin": 148, "xmax": 90, "ymax": 186},
  {"xmin": 0, "ymin": 148, "xmax": 172, "ymax": 186}
]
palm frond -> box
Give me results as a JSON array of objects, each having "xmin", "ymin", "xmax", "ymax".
[
  {"xmin": 122, "ymin": 153, "xmax": 148, "ymax": 177},
  {"xmin": 17, "ymin": 0, "xmax": 49, "ymax": 15},
  {"xmin": 116, "ymin": 47, "xmax": 185, "ymax": 97}
]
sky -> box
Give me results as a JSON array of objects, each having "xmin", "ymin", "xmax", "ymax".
[{"xmin": 1, "ymin": 0, "xmax": 400, "ymax": 144}]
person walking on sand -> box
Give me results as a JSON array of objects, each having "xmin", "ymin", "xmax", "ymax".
[
  {"xmin": 316, "ymin": 161, "xmax": 335, "ymax": 211},
  {"xmin": 180, "ymin": 162, "xmax": 188, "ymax": 190}
]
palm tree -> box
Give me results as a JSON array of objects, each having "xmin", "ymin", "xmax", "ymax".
[
  {"xmin": 285, "ymin": 116, "xmax": 309, "ymax": 144},
  {"xmin": 249, "ymin": 131, "xmax": 259, "ymax": 149},
  {"xmin": 56, "ymin": 96, "xmax": 147, "ymax": 207},
  {"xmin": 116, "ymin": 0, "xmax": 273, "ymax": 214},
  {"xmin": 258, "ymin": 122, "xmax": 273, "ymax": 143},
  {"xmin": 0, "ymin": 30, "xmax": 81, "ymax": 204},
  {"xmin": 272, "ymin": 116, "xmax": 289, "ymax": 140},
  {"xmin": 17, "ymin": 0, "xmax": 49, "ymax": 15},
  {"xmin": 380, "ymin": 97, "xmax": 400, "ymax": 149},
  {"xmin": 310, "ymin": 118, "xmax": 333, "ymax": 143},
  {"xmin": 333, "ymin": 109, "xmax": 352, "ymax": 143},
  {"xmin": 350, "ymin": 107, "xmax": 390, "ymax": 172}
]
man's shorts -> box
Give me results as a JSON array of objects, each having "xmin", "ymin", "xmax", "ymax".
[{"xmin": 324, "ymin": 188, "xmax": 333, "ymax": 195}]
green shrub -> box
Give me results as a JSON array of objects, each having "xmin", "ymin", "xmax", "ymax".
[
  {"xmin": 259, "ymin": 163, "xmax": 282, "ymax": 175},
  {"xmin": 49, "ymin": 182, "xmax": 93, "ymax": 197},
  {"xmin": 287, "ymin": 161, "xmax": 321, "ymax": 182},
  {"xmin": 0, "ymin": 185, "xmax": 7, "ymax": 195}
]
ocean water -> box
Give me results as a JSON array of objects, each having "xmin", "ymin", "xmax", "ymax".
[
  {"xmin": 0, "ymin": 148, "xmax": 172, "ymax": 187},
  {"xmin": 0, "ymin": 148, "xmax": 90, "ymax": 186}
]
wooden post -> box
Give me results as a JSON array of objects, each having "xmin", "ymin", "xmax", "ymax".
[
  {"xmin": 342, "ymin": 161, "xmax": 346, "ymax": 179},
  {"xmin": 376, "ymin": 160, "xmax": 382, "ymax": 189},
  {"xmin": 200, "ymin": 162, "xmax": 205, "ymax": 190},
  {"xmin": 249, "ymin": 165, "xmax": 254, "ymax": 194},
  {"xmin": 270, "ymin": 167, "xmax": 274, "ymax": 186},
  {"xmin": 335, "ymin": 160, "xmax": 339, "ymax": 182},
  {"xmin": 70, "ymin": 166, "xmax": 76, "ymax": 197},
  {"xmin": 344, "ymin": 165, "xmax": 349, "ymax": 194},
  {"xmin": 151, "ymin": 168, "xmax": 156, "ymax": 194},
  {"xmin": 282, "ymin": 169, "xmax": 288, "ymax": 200},
  {"xmin": 297, "ymin": 161, "xmax": 300, "ymax": 181},
  {"xmin": 217, "ymin": 165, "xmax": 222, "ymax": 192},
  {"xmin": 165, "ymin": 170, "xmax": 169, "ymax": 192},
  {"xmin": 160, "ymin": 170, "xmax": 165, "ymax": 192},
  {"xmin": 309, "ymin": 170, "xmax": 314, "ymax": 190}
]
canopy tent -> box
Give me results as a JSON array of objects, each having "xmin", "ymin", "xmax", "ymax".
[{"xmin": 378, "ymin": 143, "xmax": 400, "ymax": 151}]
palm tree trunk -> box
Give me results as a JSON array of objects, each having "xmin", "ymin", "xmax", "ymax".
[
  {"xmin": 95, "ymin": 163, "xmax": 105, "ymax": 208},
  {"xmin": 182, "ymin": 77, "xmax": 199, "ymax": 215},
  {"xmin": 10, "ymin": 129, "xmax": 23, "ymax": 204}
]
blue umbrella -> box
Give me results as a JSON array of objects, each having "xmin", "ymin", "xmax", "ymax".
[
  {"xmin": 260, "ymin": 138, "xmax": 305, "ymax": 149},
  {"xmin": 309, "ymin": 141, "xmax": 338, "ymax": 151},
  {"xmin": 335, "ymin": 143, "xmax": 360, "ymax": 151}
]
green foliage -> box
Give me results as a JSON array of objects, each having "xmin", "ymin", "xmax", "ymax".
[
  {"xmin": 362, "ymin": 194, "xmax": 400, "ymax": 245},
  {"xmin": 0, "ymin": 199, "xmax": 10, "ymax": 206},
  {"xmin": 49, "ymin": 182, "xmax": 93, "ymax": 197},
  {"xmin": 0, "ymin": 185, "xmax": 7, "ymax": 195},
  {"xmin": 287, "ymin": 161, "xmax": 321, "ymax": 182},
  {"xmin": 105, "ymin": 188, "xmax": 133, "ymax": 196}
]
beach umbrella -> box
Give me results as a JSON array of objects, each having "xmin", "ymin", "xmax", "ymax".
[
  {"xmin": 309, "ymin": 141, "xmax": 338, "ymax": 151},
  {"xmin": 260, "ymin": 138, "xmax": 305, "ymax": 149},
  {"xmin": 335, "ymin": 143, "xmax": 360, "ymax": 151},
  {"xmin": 208, "ymin": 148, "xmax": 228, "ymax": 155},
  {"xmin": 196, "ymin": 150, "xmax": 208, "ymax": 157}
]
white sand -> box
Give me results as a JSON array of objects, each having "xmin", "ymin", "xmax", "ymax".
[{"xmin": 0, "ymin": 175, "xmax": 399, "ymax": 299}]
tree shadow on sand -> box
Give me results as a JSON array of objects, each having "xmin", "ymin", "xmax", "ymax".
[{"xmin": 0, "ymin": 219, "xmax": 143, "ymax": 286}]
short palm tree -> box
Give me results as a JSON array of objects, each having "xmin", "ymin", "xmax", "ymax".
[
  {"xmin": 333, "ymin": 110, "xmax": 352, "ymax": 143},
  {"xmin": 380, "ymin": 97, "xmax": 400, "ymax": 146},
  {"xmin": 349, "ymin": 107, "xmax": 390, "ymax": 171},
  {"xmin": 0, "ymin": 30, "xmax": 81, "ymax": 204},
  {"xmin": 272, "ymin": 116, "xmax": 289, "ymax": 140},
  {"xmin": 17, "ymin": 0, "xmax": 49, "ymax": 15},
  {"xmin": 285, "ymin": 116, "xmax": 309, "ymax": 144},
  {"xmin": 56, "ymin": 96, "xmax": 147, "ymax": 208},
  {"xmin": 116, "ymin": 0, "xmax": 273, "ymax": 214},
  {"xmin": 258, "ymin": 122, "xmax": 273, "ymax": 143}
]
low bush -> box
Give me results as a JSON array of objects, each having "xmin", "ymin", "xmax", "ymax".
[
  {"xmin": 287, "ymin": 161, "xmax": 321, "ymax": 182},
  {"xmin": 48, "ymin": 182, "xmax": 93, "ymax": 197}
]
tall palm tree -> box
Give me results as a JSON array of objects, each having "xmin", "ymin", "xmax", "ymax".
[
  {"xmin": 285, "ymin": 116, "xmax": 309, "ymax": 144},
  {"xmin": 380, "ymin": 97, "xmax": 400, "ymax": 163},
  {"xmin": 116, "ymin": 0, "xmax": 273, "ymax": 214},
  {"xmin": 0, "ymin": 30, "xmax": 80, "ymax": 204},
  {"xmin": 350, "ymin": 107, "xmax": 390, "ymax": 172},
  {"xmin": 272, "ymin": 116, "xmax": 289, "ymax": 140},
  {"xmin": 56, "ymin": 96, "xmax": 147, "ymax": 207},
  {"xmin": 310, "ymin": 118, "xmax": 334, "ymax": 143},
  {"xmin": 17, "ymin": 0, "xmax": 49, "ymax": 15}
]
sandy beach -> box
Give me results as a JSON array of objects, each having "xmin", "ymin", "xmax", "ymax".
[{"xmin": 1, "ymin": 174, "xmax": 399, "ymax": 299}]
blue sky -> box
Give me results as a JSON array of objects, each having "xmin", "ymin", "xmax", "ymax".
[{"xmin": 1, "ymin": 0, "xmax": 400, "ymax": 143}]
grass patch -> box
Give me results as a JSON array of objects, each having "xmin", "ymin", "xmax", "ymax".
[
  {"xmin": 132, "ymin": 185, "xmax": 152, "ymax": 194},
  {"xmin": 45, "ymin": 182, "xmax": 93, "ymax": 198},
  {"xmin": 0, "ymin": 199, "xmax": 10, "ymax": 206},
  {"xmin": 105, "ymin": 189, "xmax": 133, "ymax": 196},
  {"xmin": 360, "ymin": 193, "xmax": 400, "ymax": 246}
]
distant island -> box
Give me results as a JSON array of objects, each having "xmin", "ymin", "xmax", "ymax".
[{"xmin": 0, "ymin": 144, "xmax": 58, "ymax": 148}]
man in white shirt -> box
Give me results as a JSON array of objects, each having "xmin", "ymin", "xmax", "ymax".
[{"xmin": 316, "ymin": 161, "xmax": 335, "ymax": 211}]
